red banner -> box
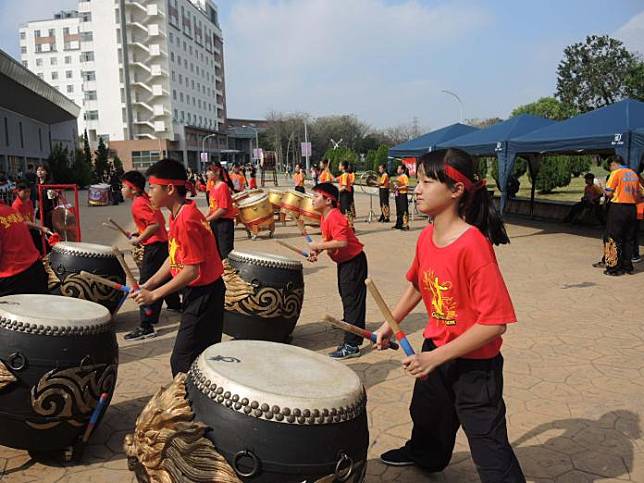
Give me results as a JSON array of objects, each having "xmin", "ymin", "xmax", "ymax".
[{"xmin": 402, "ymin": 157, "xmax": 417, "ymax": 177}]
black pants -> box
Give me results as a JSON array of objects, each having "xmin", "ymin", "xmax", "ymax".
[
  {"xmin": 337, "ymin": 251, "xmax": 367, "ymax": 347},
  {"xmin": 379, "ymin": 188, "xmax": 390, "ymax": 221},
  {"xmin": 395, "ymin": 194, "xmax": 409, "ymax": 228},
  {"xmin": 339, "ymin": 190, "xmax": 352, "ymax": 214},
  {"xmin": 605, "ymin": 203, "xmax": 636, "ymax": 273},
  {"xmin": 0, "ymin": 260, "xmax": 49, "ymax": 297},
  {"xmin": 139, "ymin": 242, "xmax": 181, "ymax": 328},
  {"xmin": 170, "ymin": 277, "xmax": 225, "ymax": 376},
  {"xmin": 210, "ymin": 218, "xmax": 235, "ymax": 259},
  {"xmin": 294, "ymin": 186, "xmax": 305, "ymax": 193},
  {"xmin": 633, "ymin": 220, "xmax": 641, "ymax": 258},
  {"xmin": 564, "ymin": 200, "xmax": 604, "ymax": 224},
  {"xmin": 406, "ymin": 340, "xmax": 525, "ymax": 482}
]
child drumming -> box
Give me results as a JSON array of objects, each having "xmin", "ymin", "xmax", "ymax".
[
  {"xmin": 293, "ymin": 163, "xmax": 305, "ymax": 193},
  {"xmin": 12, "ymin": 182, "xmax": 44, "ymax": 251},
  {"xmin": 307, "ymin": 182, "xmax": 367, "ymax": 359},
  {"xmin": 121, "ymin": 170, "xmax": 181, "ymax": 341},
  {"xmin": 205, "ymin": 161, "xmax": 236, "ymax": 259},
  {"xmin": 393, "ymin": 164, "xmax": 410, "ymax": 230},
  {"xmin": 375, "ymin": 149, "xmax": 524, "ymax": 482},
  {"xmin": 377, "ymin": 164, "xmax": 391, "ymax": 223},
  {"xmin": 131, "ymin": 159, "xmax": 225, "ymax": 376}
]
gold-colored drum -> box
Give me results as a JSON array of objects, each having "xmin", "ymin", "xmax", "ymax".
[
  {"xmin": 268, "ymin": 189, "xmax": 285, "ymax": 211},
  {"xmin": 281, "ymin": 190, "xmax": 307, "ymax": 217},
  {"xmin": 300, "ymin": 192, "xmax": 321, "ymax": 225},
  {"xmin": 238, "ymin": 194, "xmax": 275, "ymax": 239}
]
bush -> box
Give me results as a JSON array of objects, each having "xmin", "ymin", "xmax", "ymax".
[
  {"xmin": 568, "ymin": 155, "xmax": 592, "ymax": 177},
  {"xmin": 533, "ymin": 156, "xmax": 572, "ymax": 193},
  {"xmin": 490, "ymin": 156, "xmax": 527, "ymax": 188},
  {"xmin": 366, "ymin": 144, "xmax": 389, "ymax": 172},
  {"xmin": 321, "ymin": 146, "xmax": 359, "ymax": 174}
]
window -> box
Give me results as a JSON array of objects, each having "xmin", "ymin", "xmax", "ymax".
[
  {"xmin": 22, "ymin": 60, "xmax": 28, "ymax": 68},
  {"xmin": 34, "ymin": 30, "xmax": 41, "ymax": 38},
  {"xmin": 171, "ymin": 70, "xmax": 176, "ymax": 81},
  {"xmin": 36, "ymin": 58, "xmax": 42, "ymax": 66},
  {"xmin": 64, "ymin": 27, "xmax": 70, "ymax": 35},
  {"xmin": 51, "ymin": 72, "xmax": 58, "ymax": 80},
  {"xmin": 179, "ymin": 73, "xmax": 182, "ymax": 83},
  {"xmin": 181, "ymin": 111, "xmax": 184, "ymax": 122},
  {"xmin": 50, "ymin": 57, "xmax": 57, "ymax": 65},
  {"xmin": 82, "ymin": 71, "xmax": 96, "ymax": 81},
  {"xmin": 64, "ymin": 55, "xmax": 71, "ymax": 64},
  {"xmin": 170, "ymin": 52, "xmax": 174, "ymax": 62},
  {"xmin": 132, "ymin": 150, "xmax": 160, "ymax": 169},
  {"xmin": 191, "ymin": 79, "xmax": 194, "ymax": 89},
  {"xmin": 169, "ymin": 32, "xmax": 174, "ymax": 42},
  {"xmin": 180, "ymin": 92, "xmax": 183, "ymax": 102},
  {"xmin": 177, "ymin": 54, "xmax": 181, "ymax": 65},
  {"xmin": 80, "ymin": 32, "xmax": 93, "ymax": 41},
  {"xmin": 48, "ymin": 29, "xmax": 55, "ymax": 37},
  {"xmin": 174, "ymin": 108, "xmax": 178, "ymax": 120},
  {"xmin": 20, "ymin": 31, "xmax": 25, "ymax": 40},
  {"xmin": 81, "ymin": 11, "xmax": 92, "ymax": 22},
  {"xmin": 84, "ymin": 110, "xmax": 99, "ymax": 120},
  {"xmin": 84, "ymin": 90, "xmax": 97, "ymax": 100},
  {"xmin": 173, "ymin": 89, "xmax": 177, "ymax": 100},
  {"xmin": 66, "ymin": 70, "xmax": 72, "ymax": 79},
  {"xmin": 20, "ymin": 46, "xmax": 26, "ymax": 54},
  {"xmin": 81, "ymin": 51, "xmax": 94, "ymax": 62},
  {"xmin": 66, "ymin": 85, "xmax": 73, "ymax": 93}
]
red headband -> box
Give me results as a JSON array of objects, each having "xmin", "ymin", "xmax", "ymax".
[
  {"xmin": 313, "ymin": 188, "xmax": 337, "ymax": 203},
  {"xmin": 149, "ymin": 176, "xmax": 187, "ymax": 187},
  {"xmin": 443, "ymin": 164, "xmax": 486, "ymax": 192}
]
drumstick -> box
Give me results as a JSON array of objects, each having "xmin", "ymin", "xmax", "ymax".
[
  {"xmin": 107, "ymin": 218, "xmax": 132, "ymax": 239},
  {"xmin": 112, "ymin": 247, "xmax": 153, "ymax": 317},
  {"xmin": 80, "ymin": 271, "xmax": 130, "ymax": 293},
  {"xmin": 82, "ymin": 392, "xmax": 109, "ymax": 443},
  {"xmin": 365, "ymin": 278, "xmax": 416, "ymax": 357},
  {"xmin": 296, "ymin": 218, "xmax": 314, "ymax": 243},
  {"xmin": 102, "ymin": 222, "xmax": 119, "ymax": 231},
  {"xmin": 276, "ymin": 240, "xmax": 309, "ymax": 258},
  {"xmin": 323, "ymin": 315, "xmax": 399, "ymax": 350}
]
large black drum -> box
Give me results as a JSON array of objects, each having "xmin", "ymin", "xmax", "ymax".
[
  {"xmin": 223, "ymin": 251, "xmax": 304, "ymax": 342},
  {"xmin": 0, "ymin": 295, "xmax": 118, "ymax": 453},
  {"xmin": 188, "ymin": 341, "xmax": 368, "ymax": 482},
  {"xmin": 47, "ymin": 241, "xmax": 126, "ymax": 314}
]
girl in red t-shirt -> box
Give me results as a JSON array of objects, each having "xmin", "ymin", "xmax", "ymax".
[
  {"xmin": 205, "ymin": 161, "xmax": 236, "ymax": 259},
  {"xmin": 375, "ymin": 149, "xmax": 524, "ymax": 482}
]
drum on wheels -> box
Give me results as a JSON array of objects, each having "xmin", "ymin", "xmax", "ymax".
[
  {"xmin": 46, "ymin": 241, "xmax": 126, "ymax": 314},
  {"xmin": 125, "ymin": 340, "xmax": 367, "ymax": 482},
  {"xmin": 88, "ymin": 184, "xmax": 111, "ymax": 206},
  {"xmin": 238, "ymin": 193, "xmax": 275, "ymax": 239},
  {"xmin": 280, "ymin": 189, "xmax": 307, "ymax": 221},
  {"xmin": 0, "ymin": 295, "xmax": 118, "ymax": 455},
  {"xmin": 223, "ymin": 251, "xmax": 303, "ymax": 342},
  {"xmin": 300, "ymin": 192, "xmax": 322, "ymax": 225}
]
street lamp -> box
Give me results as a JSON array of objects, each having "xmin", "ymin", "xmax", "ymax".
[
  {"xmin": 441, "ymin": 89, "xmax": 465, "ymax": 123},
  {"xmin": 201, "ymin": 133, "xmax": 218, "ymax": 166}
]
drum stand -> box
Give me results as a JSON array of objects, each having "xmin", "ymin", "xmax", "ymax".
[{"xmin": 366, "ymin": 192, "xmax": 377, "ymax": 224}]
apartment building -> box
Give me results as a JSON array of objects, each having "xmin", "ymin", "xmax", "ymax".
[{"xmin": 20, "ymin": 0, "xmax": 228, "ymax": 171}]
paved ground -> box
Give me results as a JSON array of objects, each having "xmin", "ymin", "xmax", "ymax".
[{"xmin": 1, "ymin": 183, "xmax": 643, "ymax": 482}]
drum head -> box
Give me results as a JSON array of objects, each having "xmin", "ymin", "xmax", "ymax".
[
  {"xmin": 0, "ymin": 294, "xmax": 111, "ymax": 329},
  {"xmin": 52, "ymin": 241, "xmax": 115, "ymax": 257},
  {"xmin": 228, "ymin": 250, "xmax": 302, "ymax": 270},
  {"xmin": 192, "ymin": 341, "xmax": 364, "ymax": 423},
  {"xmin": 287, "ymin": 189, "xmax": 306, "ymax": 199},
  {"xmin": 238, "ymin": 193, "xmax": 268, "ymax": 207}
]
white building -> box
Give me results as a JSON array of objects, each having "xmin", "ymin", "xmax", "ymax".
[
  {"xmin": 19, "ymin": 11, "xmax": 85, "ymax": 133},
  {"xmin": 20, "ymin": 0, "xmax": 228, "ymax": 171}
]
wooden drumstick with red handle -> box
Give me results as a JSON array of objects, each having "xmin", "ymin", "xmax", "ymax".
[
  {"xmin": 107, "ymin": 218, "xmax": 133, "ymax": 239},
  {"xmin": 112, "ymin": 246, "xmax": 153, "ymax": 317},
  {"xmin": 365, "ymin": 278, "xmax": 416, "ymax": 356}
]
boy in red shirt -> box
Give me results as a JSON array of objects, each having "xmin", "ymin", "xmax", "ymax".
[
  {"xmin": 131, "ymin": 159, "xmax": 225, "ymax": 376},
  {"xmin": 374, "ymin": 149, "xmax": 524, "ymax": 481},
  {"xmin": 307, "ymin": 182, "xmax": 368, "ymax": 359},
  {"xmin": 121, "ymin": 170, "xmax": 181, "ymax": 341},
  {"xmin": 0, "ymin": 202, "xmax": 48, "ymax": 296}
]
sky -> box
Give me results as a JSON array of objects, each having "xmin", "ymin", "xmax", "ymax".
[{"xmin": 1, "ymin": 0, "xmax": 643, "ymax": 132}]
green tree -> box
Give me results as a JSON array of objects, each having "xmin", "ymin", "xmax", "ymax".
[
  {"xmin": 556, "ymin": 35, "xmax": 644, "ymax": 113},
  {"xmin": 72, "ymin": 148, "xmax": 92, "ymax": 187},
  {"xmin": 532, "ymin": 156, "xmax": 572, "ymax": 193},
  {"xmin": 372, "ymin": 144, "xmax": 389, "ymax": 172},
  {"xmin": 466, "ymin": 117, "xmax": 504, "ymax": 129},
  {"xmin": 568, "ymin": 155, "xmax": 593, "ymax": 177},
  {"xmin": 511, "ymin": 97, "xmax": 576, "ymax": 120},
  {"xmin": 490, "ymin": 156, "xmax": 528, "ymax": 186},
  {"xmin": 112, "ymin": 155, "xmax": 124, "ymax": 176},
  {"xmin": 94, "ymin": 137, "xmax": 109, "ymax": 182},
  {"xmin": 47, "ymin": 144, "xmax": 74, "ymax": 183},
  {"xmin": 322, "ymin": 146, "xmax": 359, "ymax": 174}
]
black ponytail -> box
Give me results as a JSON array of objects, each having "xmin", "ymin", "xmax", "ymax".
[
  {"xmin": 417, "ymin": 149, "xmax": 509, "ymax": 245},
  {"xmin": 210, "ymin": 161, "xmax": 235, "ymax": 192}
]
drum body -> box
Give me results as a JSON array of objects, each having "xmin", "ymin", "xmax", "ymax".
[
  {"xmin": 280, "ymin": 189, "xmax": 306, "ymax": 218},
  {"xmin": 268, "ymin": 189, "xmax": 284, "ymax": 211},
  {"xmin": 0, "ymin": 295, "xmax": 118, "ymax": 452},
  {"xmin": 300, "ymin": 192, "xmax": 322, "ymax": 225},
  {"xmin": 47, "ymin": 242, "xmax": 126, "ymax": 314},
  {"xmin": 88, "ymin": 184, "xmax": 111, "ymax": 206},
  {"xmin": 186, "ymin": 341, "xmax": 368, "ymax": 482},
  {"xmin": 223, "ymin": 251, "xmax": 303, "ymax": 342}
]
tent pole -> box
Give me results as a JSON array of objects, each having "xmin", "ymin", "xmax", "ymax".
[{"xmin": 527, "ymin": 155, "xmax": 538, "ymax": 218}]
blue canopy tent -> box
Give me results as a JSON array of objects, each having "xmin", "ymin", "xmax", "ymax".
[
  {"xmin": 504, "ymin": 99, "xmax": 644, "ymax": 212},
  {"xmin": 436, "ymin": 114, "xmax": 557, "ymax": 215},
  {"xmin": 632, "ymin": 128, "xmax": 644, "ymax": 171},
  {"xmin": 388, "ymin": 123, "xmax": 478, "ymax": 158}
]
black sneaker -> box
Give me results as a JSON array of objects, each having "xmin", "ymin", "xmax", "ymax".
[
  {"xmin": 380, "ymin": 447, "xmax": 415, "ymax": 467},
  {"xmin": 592, "ymin": 261, "xmax": 605, "ymax": 268},
  {"xmin": 603, "ymin": 269, "xmax": 624, "ymax": 276},
  {"xmin": 329, "ymin": 343, "xmax": 360, "ymax": 360},
  {"xmin": 124, "ymin": 326, "xmax": 156, "ymax": 341}
]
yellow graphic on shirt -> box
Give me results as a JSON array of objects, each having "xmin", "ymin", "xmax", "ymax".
[
  {"xmin": 169, "ymin": 237, "xmax": 182, "ymax": 271},
  {"xmin": 202, "ymin": 220, "xmax": 211, "ymax": 232},
  {"xmin": 423, "ymin": 271, "xmax": 457, "ymax": 325}
]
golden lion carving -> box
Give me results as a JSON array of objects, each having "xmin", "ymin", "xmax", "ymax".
[{"xmin": 123, "ymin": 373, "xmax": 240, "ymax": 483}]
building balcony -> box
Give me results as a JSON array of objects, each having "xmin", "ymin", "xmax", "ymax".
[{"xmin": 124, "ymin": 0, "xmax": 147, "ymax": 15}]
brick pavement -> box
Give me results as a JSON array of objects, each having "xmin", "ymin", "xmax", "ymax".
[{"xmin": 1, "ymin": 187, "xmax": 643, "ymax": 482}]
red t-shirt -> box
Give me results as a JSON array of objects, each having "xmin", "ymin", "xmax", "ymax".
[
  {"xmin": 0, "ymin": 203, "xmax": 41, "ymax": 277},
  {"xmin": 406, "ymin": 225, "xmax": 516, "ymax": 359},
  {"xmin": 209, "ymin": 182, "xmax": 235, "ymax": 219},
  {"xmin": 131, "ymin": 194, "xmax": 168, "ymax": 245},
  {"xmin": 168, "ymin": 201, "xmax": 223, "ymax": 286},
  {"xmin": 11, "ymin": 197, "xmax": 34, "ymax": 222},
  {"xmin": 249, "ymin": 177, "xmax": 257, "ymax": 190},
  {"xmin": 320, "ymin": 208, "xmax": 363, "ymax": 263}
]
